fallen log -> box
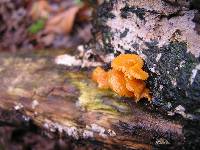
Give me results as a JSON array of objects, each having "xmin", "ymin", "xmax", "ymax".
[{"xmin": 0, "ymin": 50, "xmax": 188, "ymax": 149}]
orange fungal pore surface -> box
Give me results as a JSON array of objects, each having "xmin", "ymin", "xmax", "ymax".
[{"xmin": 91, "ymin": 54, "xmax": 151, "ymax": 102}]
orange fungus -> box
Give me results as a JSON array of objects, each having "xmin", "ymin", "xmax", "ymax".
[
  {"xmin": 125, "ymin": 77, "xmax": 146, "ymax": 101},
  {"xmin": 92, "ymin": 67, "xmax": 109, "ymax": 89},
  {"xmin": 112, "ymin": 54, "xmax": 148, "ymax": 80},
  {"xmin": 127, "ymin": 63, "xmax": 149, "ymax": 80},
  {"xmin": 92, "ymin": 54, "xmax": 151, "ymax": 102},
  {"xmin": 108, "ymin": 70, "xmax": 134, "ymax": 97}
]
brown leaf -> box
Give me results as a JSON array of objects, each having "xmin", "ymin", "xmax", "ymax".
[
  {"xmin": 40, "ymin": 34, "xmax": 55, "ymax": 46},
  {"xmin": 30, "ymin": 0, "xmax": 51, "ymax": 20},
  {"xmin": 76, "ymin": 4, "xmax": 93, "ymax": 22},
  {"xmin": 45, "ymin": 6, "xmax": 80, "ymax": 34}
]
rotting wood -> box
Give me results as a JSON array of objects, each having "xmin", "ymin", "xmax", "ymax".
[{"xmin": 0, "ymin": 50, "xmax": 185, "ymax": 149}]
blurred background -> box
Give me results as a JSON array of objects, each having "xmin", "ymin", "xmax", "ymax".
[{"xmin": 0, "ymin": 0, "xmax": 93, "ymax": 51}]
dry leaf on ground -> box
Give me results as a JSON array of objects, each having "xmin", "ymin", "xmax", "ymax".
[
  {"xmin": 30, "ymin": 0, "xmax": 51, "ymax": 20},
  {"xmin": 46, "ymin": 6, "xmax": 80, "ymax": 34},
  {"xmin": 76, "ymin": 5, "xmax": 92, "ymax": 22}
]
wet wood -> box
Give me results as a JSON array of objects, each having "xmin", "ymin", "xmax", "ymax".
[{"xmin": 0, "ymin": 50, "xmax": 184, "ymax": 149}]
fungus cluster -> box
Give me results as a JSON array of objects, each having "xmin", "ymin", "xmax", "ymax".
[{"xmin": 92, "ymin": 54, "xmax": 151, "ymax": 102}]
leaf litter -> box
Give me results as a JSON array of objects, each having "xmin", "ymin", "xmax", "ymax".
[{"xmin": 0, "ymin": 0, "xmax": 92, "ymax": 51}]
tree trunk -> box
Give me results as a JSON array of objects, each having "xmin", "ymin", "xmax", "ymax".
[{"xmin": 93, "ymin": 0, "xmax": 200, "ymax": 116}]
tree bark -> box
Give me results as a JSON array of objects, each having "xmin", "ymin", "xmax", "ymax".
[{"xmin": 93, "ymin": 0, "xmax": 200, "ymax": 116}]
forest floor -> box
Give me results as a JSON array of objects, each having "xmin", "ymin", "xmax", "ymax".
[{"xmin": 0, "ymin": 0, "xmax": 92, "ymax": 51}]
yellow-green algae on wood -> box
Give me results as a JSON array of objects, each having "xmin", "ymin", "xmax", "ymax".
[{"xmin": 66, "ymin": 72, "xmax": 131, "ymax": 116}]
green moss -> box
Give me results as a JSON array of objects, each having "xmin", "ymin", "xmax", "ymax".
[
  {"xmin": 28, "ymin": 19, "xmax": 45, "ymax": 34},
  {"xmin": 74, "ymin": 0, "xmax": 83, "ymax": 5}
]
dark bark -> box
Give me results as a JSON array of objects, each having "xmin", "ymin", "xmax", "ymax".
[
  {"xmin": 93, "ymin": 0, "xmax": 200, "ymax": 117},
  {"xmin": 91, "ymin": 1, "xmax": 200, "ymax": 148}
]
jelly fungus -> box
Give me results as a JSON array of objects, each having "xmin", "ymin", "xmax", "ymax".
[{"xmin": 92, "ymin": 54, "xmax": 151, "ymax": 102}]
